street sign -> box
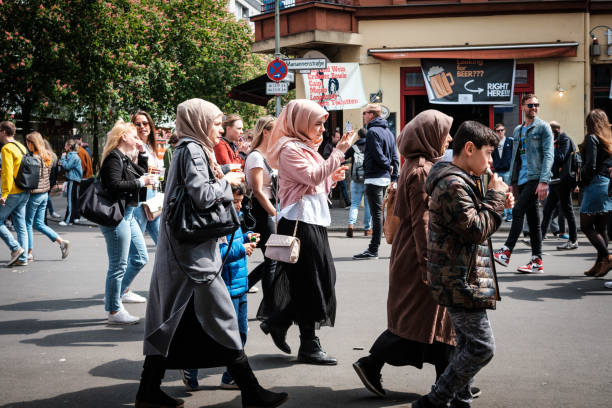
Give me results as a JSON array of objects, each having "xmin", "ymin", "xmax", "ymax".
[
  {"xmin": 266, "ymin": 81, "xmax": 289, "ymax": 95},
  {"xmin": 284, "ymin": 58, "xmax": 327, "ymax": 70},
  {"xmin": 283, "ymin": 71, "xmax": 295, "ymax": 83},
  {"xmin": 266, "ymin": 58, "xmax": 288, "ymax": 82}
]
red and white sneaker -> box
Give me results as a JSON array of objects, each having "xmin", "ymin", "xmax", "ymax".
[
  {"xmin": 517, "ymin": 257, "xmax": 544, "ymax": 274},
  {"xmin": 493, "ymin": 248, "xmax": 511, "ymax": 267}
]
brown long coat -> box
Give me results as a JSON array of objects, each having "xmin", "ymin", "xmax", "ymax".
[{"xmin": 386, "ymin": 110, "xmax": 455, "ymax": 346}]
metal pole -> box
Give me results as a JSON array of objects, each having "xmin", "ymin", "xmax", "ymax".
[{"xmin": 275, "ymin": 0, "xmax": 281, "ymax": 117}]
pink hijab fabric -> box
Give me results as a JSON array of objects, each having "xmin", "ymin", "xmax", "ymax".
[{"xmin": 266, "ymin": 99, "xmax": 329, "ymax": 168}]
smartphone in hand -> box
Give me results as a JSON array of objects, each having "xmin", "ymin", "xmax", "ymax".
[{"xmin": 345, "ymin": 121, "xmax": 352, "ymax": 133}]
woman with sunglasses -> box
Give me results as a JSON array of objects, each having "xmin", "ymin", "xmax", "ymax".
[
  {"xmin": 24, "ymin": 132, "xmax": 70, "ymax": 261},
  {"xmin": 132, "ymin": 111, "xmax": 163, "ymax": 247}
]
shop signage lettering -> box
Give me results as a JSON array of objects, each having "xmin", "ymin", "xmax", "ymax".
[
  {"xmin": 303, "ymin": 63, "xmax": 367, "ymax": 110},
  {"xmin": 421, "ymin": 59, "xmax": 516, "ymax": 105}
]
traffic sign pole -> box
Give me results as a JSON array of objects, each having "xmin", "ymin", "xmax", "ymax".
[{"xmin": 275, "ymin": 0, "xmax": 281, "ymax": 117}]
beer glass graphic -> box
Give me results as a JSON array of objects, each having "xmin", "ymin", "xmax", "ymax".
[{"xmin": 427, "ymin": 66, "xmax": 455, "ymax": 99}]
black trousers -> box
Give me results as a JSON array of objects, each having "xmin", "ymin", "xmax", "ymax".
[
  {"xmin": 505, "ymin": 180, "xmax": 542, "ymax": 257},
  {"xmin": 541, "ymin": 179, "xmax": 577, "ymax": 242},
  {"xmin": 365, "ymin": 184, "xmax": 387, "ymax": 254}
]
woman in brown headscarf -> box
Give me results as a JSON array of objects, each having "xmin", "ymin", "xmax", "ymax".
[
  {"xmin": 136, "ymin": 99, "xmax": 288, "ymax": 408},
  {"xmin": 353, "ymin": 110, "xmax": 459, "ymax": 397},
  {"xmin": 260, "ymin": 99, "xmax": 357, "ymax": 365}
]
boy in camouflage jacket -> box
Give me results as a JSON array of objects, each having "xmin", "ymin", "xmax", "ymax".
[{"xmin": 413, "ymin": 121, "xmax": 511, "ymax": 408}]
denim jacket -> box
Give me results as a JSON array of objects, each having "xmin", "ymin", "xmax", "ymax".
[{"xmin": 509, "ymin": 117, "xmax": 554, "ymax": 185}]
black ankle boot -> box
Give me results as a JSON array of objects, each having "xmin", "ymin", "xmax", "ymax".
[
  {"xmin": 228, "ymin": 355, "xmax": 289, "ymax": 408},
  {"xmin": 135, "ymin": 356, "xmax": 184, "ymax": 408},
  {"xmin": 260, "ymin": 321, "xmax": 291, "ymax": 354},
  {"xmin": 297, "ymin": 336, "xmax": 337, "ymax": 365}
]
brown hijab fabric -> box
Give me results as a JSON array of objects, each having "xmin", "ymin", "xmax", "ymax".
[
  {"xmin": 175, "ymin": 98, "xmax": 224, "ymax": 179},
  {"xmin": 266, "ymin": 99, "xmax": 329, "ymax": 168},
  {"xmin": 397, "ymin": 109, "xmax": 453, "ymax": 161}
]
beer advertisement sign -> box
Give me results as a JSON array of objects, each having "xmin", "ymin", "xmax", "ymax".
[
  {"xmin": 303, "ymin": 63, "xmax": 367, "ymax": 110},
  {"xmin": 421, "ymin": 59, "xmax": 516, "ymax": 105}
]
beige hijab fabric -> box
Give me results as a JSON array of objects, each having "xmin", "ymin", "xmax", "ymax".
[
  {"xmin": 266, "ymin": 99, "xmax": 329, "ymax": 168},
  {"xmin": 397, "ymin": 109, "xmax": 453, "ymax": 162},
  {"xmin": 175, "ymin": 98, "xmax": 224, "ymax": 179}
]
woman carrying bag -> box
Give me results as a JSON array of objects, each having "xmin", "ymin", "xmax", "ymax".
[
  {"xmin": 244, "ymin": 115, "xmax": 278, "ymax": 314},
  {"xmin": 260, "ymin": 99, "xmax": 357, "ymax": 365},
  {"xmin": 137, "ymin": 99, "xmax": 288, "ymax": 408},
  {"xmin": 99, "ymin": 120, "xmax": 155, "ymax": 324}
]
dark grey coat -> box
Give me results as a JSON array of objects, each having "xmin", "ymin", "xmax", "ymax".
[{"xmin": 144, "ymin": 137, "xmax": 242, "ymax": 356}]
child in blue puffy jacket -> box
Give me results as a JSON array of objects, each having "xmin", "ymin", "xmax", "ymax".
[{"xmin": 180, "ymin": 183, "xmax": 260, "ymax": 391}]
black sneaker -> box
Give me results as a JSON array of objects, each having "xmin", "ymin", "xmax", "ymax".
[
  {"xmin": 353, "ymin": 250, "xmax": 378, "ymax": 260},
  {"xmin": 353, "ymin": 357, "xmax": 385, "ymax": 397},
  {"xmin": 471, "ymin": 386, "xmax": 481, "ymax": 398}
]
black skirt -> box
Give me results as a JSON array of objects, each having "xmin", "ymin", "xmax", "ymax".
[
  {"xmin": 370, "ymin": 330, "xmax": 454, "ymax": 369},
  {"xmin": 161, "ymin": 296, "xmax": 243, "ymax": 369},
  {"xmin": 261, "ymin": 218, "xmax": 336, "ymax": 328}
]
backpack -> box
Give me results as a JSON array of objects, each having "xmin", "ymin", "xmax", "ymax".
[
  {"xmin": 561, "ymin": 139, "xmax": 582, "ymax": 183},
  {"xmin": 351, "ymin": 144, "xmax": 365, "ymax": 182},
  {"xmin": 10, "ymin": 142, "xmax": 41, "ymax": 190}
]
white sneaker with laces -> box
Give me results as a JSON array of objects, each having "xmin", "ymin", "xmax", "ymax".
[
  {"xmin": 51, "ymin": 211, "xmax": 61, "ymax": 218},
  {"xmin": 121, "ymin": 289, "xmax": 147, "ymax": 303},
  {"xmin": 58, "ymin": 221, "xmax": 71, "ymax": 226},
  {"xmin": 557, "ymin": 240, "xmax": 578, "ymax": 250},
  {"xmin": 604, "ymin": 281, "xmax": 612, "ymax": 289},
  {"xmin": 107, "ymin": 308, "xmax": 140, "ymax": 325}
]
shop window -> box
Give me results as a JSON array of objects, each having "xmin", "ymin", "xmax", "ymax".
[
  {"xmin": 592, "ymin": 65, "xmax": 612, "ymax": 119},
  {"xmin": 405, "ymin": 70, "xmax": 425, "ymax": 88}
]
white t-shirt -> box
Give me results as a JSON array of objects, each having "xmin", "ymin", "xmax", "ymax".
[
  {"xmin": 279, "ymin": 192, "xmax": 331, "ymax": 227},
  {"xmin": 245, "ymin": 150, "xmax": 276, "ymax": 200}
]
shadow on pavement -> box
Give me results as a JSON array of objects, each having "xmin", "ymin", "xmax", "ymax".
[
  {"xmin": 500, "ymin": 277, "xmax": 612, "ymax": 301},
  {"xmin": 0, "ymin": 318, "xmax": 106, "ymax": 335},
  {"xmin": 334, "ymin": 256, "xmax": 390, "ymax": 262},
  {"xmin": 0, "ymin": 294, "xmax": 104, "ymax": 312},
  {"xmin": 21, "ymin": 325, "xmax": 144, "ymax": 347}
]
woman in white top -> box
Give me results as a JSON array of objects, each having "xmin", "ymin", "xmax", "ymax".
[
  {"xmin": 132, "ymin": 111, "xmax": 164, "ymax": 245},
  {"xmin": 244, "ymin": 116, "xmax": 278, "ymax": 317},
  {"xmin": 261, "ymin": 100, "xmax": 356, "ymax": 365}
]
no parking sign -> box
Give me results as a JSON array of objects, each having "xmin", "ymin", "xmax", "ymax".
[{"xmin": 266, "ymin": 58, "xmax": 288, "ymax": 82}]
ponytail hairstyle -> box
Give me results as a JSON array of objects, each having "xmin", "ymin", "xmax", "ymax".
[
  {"xmin": 250, "ymin": 115, "xmax": 275, "ymax": 152},
  {"xmin": 25, "ymin": 132, "xmax": 53, "ymax": 166}
]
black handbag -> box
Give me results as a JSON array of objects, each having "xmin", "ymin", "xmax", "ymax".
[
  {"xmin": 79, "ymin": 177, "xmax": 125, "ymax": 227},
  {"xmin": 165, "ymin": 142, "xmax": 240, "ymax": 243}
]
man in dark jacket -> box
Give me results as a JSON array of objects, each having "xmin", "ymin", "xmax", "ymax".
[
  {"xmin": 353, "ymin": 104, "xmax": 399, "ymax": 260},
  {"xmin": 491, "ymin": 123, "xmax": 513, "ymax": 221},
  {"xmin": 540, "ymin": 121, "xmax": 579, "ymax": 250},
  {"xmin": 413, "ymin": 121, "xmax": 507, "ymax": 408}
]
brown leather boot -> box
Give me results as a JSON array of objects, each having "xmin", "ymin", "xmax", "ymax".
[
  {"xmin": 364, "ymin": 229, "xmax": 372, "ymax": 237},
  {"xmin": 584, "ymin": 262, "xmax": 599, "ymax": 276},
  {"xmin": 594, "ymin": 255, "xmax": 612, "ymax": 278},
  {"xmin": 346, "ymin": 225, "xmax": 354, "ymax": 238}
]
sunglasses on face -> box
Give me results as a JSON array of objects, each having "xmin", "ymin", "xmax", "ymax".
[
  {"xmin": 134, "ymin": 121, "xmax": 149, "ymax": 127},
  {"xmin": 495, "ymin": 129, "xmax": 505, "ymax": 132},
  {"xmin": 525, "ymin": 103, "xmax": 540, "ymax": 108}
]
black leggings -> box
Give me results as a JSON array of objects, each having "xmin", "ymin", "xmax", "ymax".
[{"xmin": 580, "ymin": 212, "xmax": 610, "ymax": 261}]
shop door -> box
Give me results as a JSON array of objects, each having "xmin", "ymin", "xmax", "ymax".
[{"xmin": 592, "ymin": 65, "xmax": 612, "ymax": 119}]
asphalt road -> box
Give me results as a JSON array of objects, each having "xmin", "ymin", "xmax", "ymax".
[{"xmin": 0, "ymin": 209, "xmax": 611, "ymax": 407}]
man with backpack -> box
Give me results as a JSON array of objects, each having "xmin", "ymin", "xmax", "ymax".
[
  {"xmin": 540, "ymin": 121, "xmax": 580, "ymax": 250},
  {"xmin": 0, "ymin": 121, "xmax": 31, "ymax": 266},
  {"xmin": 345, "ymin": 128, "xmax": 371, "ymax": 237}
]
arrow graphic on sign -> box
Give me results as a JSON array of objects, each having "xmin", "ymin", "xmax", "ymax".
[{"xmin": 464, "ymin": 80, "xmax": 484, "ymax": 94}]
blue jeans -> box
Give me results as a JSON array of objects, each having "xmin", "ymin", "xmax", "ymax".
[
  {"xmin": 134, "ymin": 189, "xmax": 160, "ymax": 245},
  {"xmin": 0, "ymin": 192, "xmax": 29, "ymax": 262},
  {"xmin": 100, "ymin": 206, "xmax": 148, "ymax": 312},
  {"xmin": 221, "ymin": 293, "xmax": 247, "ymax": 385},
  {"xmin": 496, "ymin": 171, "xmax": 512, "ymax": 219},
  {"xmin": 348, "ymin": 181, "xmax": 371, "ymax": 230},
  {"xmin": 26, "ymin": 193, "xmax": 59, "ymax": 250},
  {"xmin": 46, "ymin": 196, "xmax": 56, "ymax": 215}
]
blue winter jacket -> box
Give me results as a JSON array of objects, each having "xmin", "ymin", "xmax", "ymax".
[
  {"xmin": 363, "ymin": 116, "xmax": 399, "ymax": 182},
  {"xmin": 59, "ymin": 151, "xmax": 83, "ymax": 182},
  {"xmin": 509, "ymin": 117, "xmax": 554, "ymax": 185},
  {"xmin": 220, "ymin": 214, "xmax": 253, "ymax": 298}
]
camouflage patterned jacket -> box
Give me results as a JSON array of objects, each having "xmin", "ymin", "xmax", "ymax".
[{"xmin": 425, "ymin": 162, "xmax": 505, "ymax": 310}]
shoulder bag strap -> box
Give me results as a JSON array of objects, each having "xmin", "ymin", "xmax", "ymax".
[{"xmin": 273, "ymin": 150, "xmax": 301, "ymax": 237}]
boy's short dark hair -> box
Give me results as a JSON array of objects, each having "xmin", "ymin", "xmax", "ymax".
[
  {"xmin": 232, "ymin": 182, "xmax": 247, "ymax": 196},
  {"xmin": 0, "ymin": 121, "xmax": 16, "ymax": 136},
  {"xmin": 452, "ymin": 121, "xmax": 499, "ymax": 157}
]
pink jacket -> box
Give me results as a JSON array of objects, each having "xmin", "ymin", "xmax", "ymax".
[{"xmin": 277, "ymin": 141, "xmax": 345, "ymax": 210}]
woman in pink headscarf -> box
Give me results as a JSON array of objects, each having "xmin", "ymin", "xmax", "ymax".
[{"xmin": 260, "ymin": 99, "xmax": 357, "ymax": 365}]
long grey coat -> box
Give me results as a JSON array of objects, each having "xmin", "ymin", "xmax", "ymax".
[{"xmin": 144, "ymin": 137, "xmax": 242, "ymax": 356}]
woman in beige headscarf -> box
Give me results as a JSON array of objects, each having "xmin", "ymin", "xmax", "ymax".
[
  {"xmin": 353, "ymin": 110, "xmax": 462, "ymax": 399},
  {"xmin": 259, "ymin": 99, "xmax": 357, "ymax": 365},
  {"xmin": 137, "ymin": 99, "xmax": 288, "ymax": 408}
]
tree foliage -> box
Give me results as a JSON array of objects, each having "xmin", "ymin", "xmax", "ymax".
[{"xmin": 0, "ymin": 0, "xmax": 268, "ymax": 159}]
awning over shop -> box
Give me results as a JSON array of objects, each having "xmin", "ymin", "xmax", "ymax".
[
  {"xmin": 368, "ymin": 42, "xmax": 579, "ymax": 60},
  {"xmin": 228, "ymin": 74, "xmax": 295, "ymax": 106}
]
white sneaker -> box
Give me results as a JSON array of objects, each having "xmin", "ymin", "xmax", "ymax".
[
  {"xmin": 60, "ymin": 240, "xmax": 70, "ymax": 259},
  {"xmin": 121, "ymin": 289, "xmax": 147, "ymax": 303},
  {"xmin": 107, "ymin": 308, "xmax": 140, "ymax": 325},
  {"xmin": 74, "ymin": 217, "xmax": 88, "ymax": 224},
  {"xmin": 58, "ymin": 221, "xmax": 72, "ymax": 226},
  {"xmin": 51, "ymin": 211, "xmax": 61, "ymax": 218},
  {"xmin": 247, "ymin": 286, "xmax": 259, "ymax": 293},
  {"xmin": 604, "ymin": 281, "xmax": 612, "ymax": 289}
]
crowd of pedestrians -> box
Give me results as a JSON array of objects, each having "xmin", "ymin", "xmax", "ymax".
[{"xmin": 1, "ymin": 92, "xmax": 611, "ymax": 408}]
